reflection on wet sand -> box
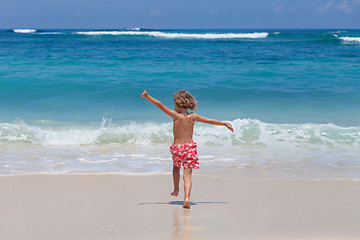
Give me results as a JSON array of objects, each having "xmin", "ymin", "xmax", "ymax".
[
  {"xmin": 138, "ymin": 200, "xmax": 227, "ymax": 239},
  {"xmin": 172, "ymin": 207, "xmax": 192, "ymax": 239},
  {"xmin": 172, "ymin": 206, "xmax": 206, "ymax": 239}
]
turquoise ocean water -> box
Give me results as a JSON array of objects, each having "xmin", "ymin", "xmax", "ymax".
[{"xmin": 1, "ymin": 28, "xmax": 359, "ymax": 178}]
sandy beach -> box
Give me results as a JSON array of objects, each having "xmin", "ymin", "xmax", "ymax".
[{"xmin": 1, "ymin": 174, "xmax": 359, "ymax": 240}]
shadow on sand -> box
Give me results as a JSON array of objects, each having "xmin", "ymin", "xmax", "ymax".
[{"xmin": 139, "ymin": 201, "xmax": 228, "ymax": 206}]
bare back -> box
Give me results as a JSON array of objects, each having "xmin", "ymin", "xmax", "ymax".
[
  {"xmin": 172, "ymin": 112, "xmax": 195, "ymax": 145},
  {"xmin": 141, "ymin": 90, "xmax": 234, "ymax": 145}
]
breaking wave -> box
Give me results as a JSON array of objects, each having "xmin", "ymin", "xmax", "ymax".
[
  {"xmin": 1, "ymin": 118, "xmax": 359, "ymax": 177},
  {"xmin": 74, "ymin": 31, "xmax": 269, "ymax": 39},
  {"xmin": 1, "ymin": 118, "xmax": 359, "ymax": 148},
  {"xmin": 334, "ymin": 34, "xmax": 360, "ymax": 43}
]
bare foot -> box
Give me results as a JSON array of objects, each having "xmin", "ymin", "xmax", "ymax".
[
  {"xmin": 171, "ymin": 189, "xmax": 179, "ymax": 197},
  {"xmin": 183, "ymin": 200, "xmax": 190, "ymax": 209}
]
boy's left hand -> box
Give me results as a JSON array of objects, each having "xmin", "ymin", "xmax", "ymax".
[{"xmin": 225, "ymin": 123, "xmax": 234, "ymax": 132}]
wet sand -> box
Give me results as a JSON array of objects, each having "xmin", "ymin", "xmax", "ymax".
[{"xmin": 1, "ymin": 174, "xmax": 359, "ymax": 239}]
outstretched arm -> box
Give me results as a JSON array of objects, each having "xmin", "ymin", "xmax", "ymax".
[
  {"xmin": 192, "ymin": 113, "xmax": 233, "ymax": 132},
  {"xmin": 141, "ymin": 90, "xmax": 178, "ymax": 119}
]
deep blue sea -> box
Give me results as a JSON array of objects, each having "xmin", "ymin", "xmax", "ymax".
[{"xmin": 1, "ymin": 28, "xmax": 359, "ymax": 178}]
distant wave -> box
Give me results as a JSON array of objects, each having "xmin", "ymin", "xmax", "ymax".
[
  {"xmin": 330, "ymin": 30, "xmax": 348, "ymax": 34},
  {"xmin": 12, "ymin": 29, "xmax": 36, "ymax": 33},
  {"xmin": 74, "ymin": 31, "xmax": 269, "ymax": 39},
  {"xmin": 335, "ymin": 35, "xmax": 360, "ymax": 43},
  {"xmin": 11, "ymin": 29, "xmax": 63, "ymax": 35},
  {"xmin": 1, "ymin": 118, "xmax": 359, "ymax": 147},
  {"xmin": 125, "ymin": 27, "xmax": 141, "ymax": 31},
  {"xmin": 266, "ymin": 31, "xmax": 355, "ymax": 43},
  {"xmin": 38, "ymin": 32, "xmax": 62, "ymax": 35}
]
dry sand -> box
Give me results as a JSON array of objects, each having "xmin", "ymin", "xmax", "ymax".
[{"xmin": 1, "ymin": 174, "xmax": 359, "ymax": 240}]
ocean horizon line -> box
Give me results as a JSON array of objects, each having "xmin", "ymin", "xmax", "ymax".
[{"xmin": 2, "ymin": 27, "xmax": 360, "ymax": 31}]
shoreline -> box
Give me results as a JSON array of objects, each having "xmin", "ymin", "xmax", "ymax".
[
  {"xmin": 1, "ymin": 174, "xmax": 360, "ymax": 239},
  {"xmin": 1, "ymin": 172, "xmax": 360, "ymax": 181}
]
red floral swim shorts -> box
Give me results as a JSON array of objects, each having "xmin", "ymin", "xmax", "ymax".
[{"xmin": 169, "ymin": 142, "xmax": 199, "ymax": 169}]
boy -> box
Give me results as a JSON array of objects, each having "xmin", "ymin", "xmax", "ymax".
[{"xmin": 141, "ymin": 90, "xmax": 233, "ymax": 208}]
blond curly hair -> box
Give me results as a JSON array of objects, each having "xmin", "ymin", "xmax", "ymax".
[{"xmin": 173, "ymin": 90, "xmax": 198, "ymax": 110}]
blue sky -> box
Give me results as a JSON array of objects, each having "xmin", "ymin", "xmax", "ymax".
[{"xmin": 1, "ymin": 0, "xmax": 359, "ymax": 29}]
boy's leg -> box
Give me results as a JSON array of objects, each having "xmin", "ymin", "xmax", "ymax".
[
  {"xmin": 183, "ymin": 168, "xmax": 192, "ymax": 209},
  {"xmin": 171, "ymin": 165, "xmax": 180, "ymax": 196}
]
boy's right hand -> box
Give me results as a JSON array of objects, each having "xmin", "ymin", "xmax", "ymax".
[{"xmin": 141, "ymin": 90, "xmax": 148, "ymax": 99}]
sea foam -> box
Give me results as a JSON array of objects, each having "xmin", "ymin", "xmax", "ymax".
[{"xmin": 74, "ymin": 31, "xmax": 269, "ymax": 39}]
